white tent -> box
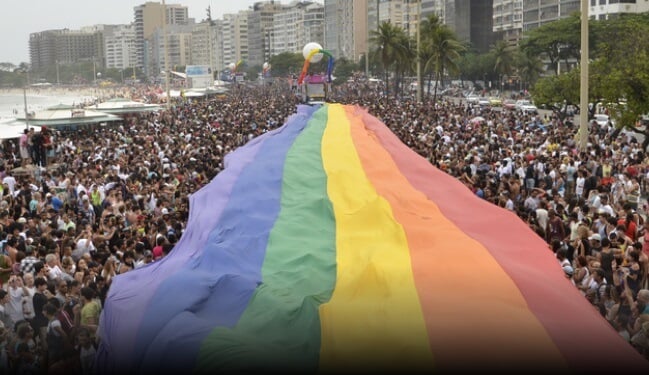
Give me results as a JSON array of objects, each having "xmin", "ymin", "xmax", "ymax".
[
  {"xmin": 0, "ymin": 119, "xmax": 41, "ymax": 140},
  {"xmin": 13, "ymin": 104, "xmax": 120, "ymax": 128},
  {"xmin": 86, "ymin": 98, "xmax": 161, "ymax": 114}
]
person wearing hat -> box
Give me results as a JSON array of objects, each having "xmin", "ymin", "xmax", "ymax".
[{"xmin": 587, "ymin": 233, "xmax": 602, "ymax": 256}]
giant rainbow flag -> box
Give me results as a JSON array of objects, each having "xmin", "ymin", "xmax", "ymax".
[{"xmin": 97, "ymin": 104, "xmax": 649, "ymax": 374}]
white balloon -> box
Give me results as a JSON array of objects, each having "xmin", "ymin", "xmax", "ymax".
[
  {"xmin": 302, "ymin": 42, "xmax": 323, "ymax": 63},
  {"xmin": 228, "ymin": 63, "xmax": 236, "ymax": 70},
  {"xmin": 263, "ymin": 62, "xmax": 269, "ymax": 69}
]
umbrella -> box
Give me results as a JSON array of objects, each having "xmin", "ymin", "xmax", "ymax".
[{"xmin": 470, "ymin": 116, "xmax": 486, "ymax": 124}]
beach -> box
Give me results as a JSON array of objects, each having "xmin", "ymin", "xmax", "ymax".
[{"xmin": 0, "ymin": 86, "xmax": 127, "ymax": 120}]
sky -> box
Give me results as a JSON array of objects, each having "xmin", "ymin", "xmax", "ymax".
[{"xmin": 1, "ymin": 0, "xmax": 315, "ymax": 66}]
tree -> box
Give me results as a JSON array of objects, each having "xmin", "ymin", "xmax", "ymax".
[
  {"xmin": 491, "ymin": 40, "xmax": 515, "ymax": 91},
  {"xmin": 369, "ymin": 21, "xmax": 408, "ymax": 96},
  {"xmin": 530, "ymin": 13, "xmax": 649, "ymax": 143},
  {"xmin": 420, "ymin": 14, "xmax": 465, "ymax": 103},
  {"xmin": 515, "ymin": 50, "xmax": 544, "ymax": 91},
  {"xmin": 519, "ymin": 14, "xmax": 582, "ymax": 75},
  {"xmin": 269, "ymin": 52, "xmax": 304, "ymax": 77},
  {"xmin": 331, "ymin": 57, "xmax": 358, "ymax": 85},
  {"xmin": 588, "ymin": 13, "xmax": 649, "ymax": 149}
]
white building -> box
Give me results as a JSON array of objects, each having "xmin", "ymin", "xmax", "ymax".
[
  {"xmin": 221, "ymin": 11, "xmax": 250, "ymax": 71},
  {"xmin": 271, "ymin": 1, "xmax": 324, "ymax": 56},
  {"xmin": 324, "ymin": 0, "xmax": 368, "ymax": 62},
  {"xmin": 151, "ymin": 24, "xmax": 194, "ymax": 75},
  {"xmin": 191, "ymin": 21, "xmax": 220, "ymax": 73},
  {"xmin": 493, "ymin": 0, "xmax": 523, "ymax": 44},
  {"xmin": 103, "ymin": 24, "xmax": 138, "ymax": 70},
  {"xmin": 589, "ymin": 0, "xmax": 649, "ymax": 20}
]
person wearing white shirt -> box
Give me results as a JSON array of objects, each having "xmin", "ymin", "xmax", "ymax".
[
  {"xmin": 73, "ymin": 229, "xmax": 96, "ymax": 262},
  {"xmin": 6, "ymin": 276, "xmax": 30, "ymax": 325},
  {"xmin": 2, "ymin": 173, "xmax": 16, "ymax": 196},
  {"xmin": 45, "ymin": 254, "xmax": 68, "ymax": 282}
]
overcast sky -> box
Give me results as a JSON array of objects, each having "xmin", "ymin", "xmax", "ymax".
[{"xmin": 2, "ymin": 0, "xmax": 318, "ymax": 66}]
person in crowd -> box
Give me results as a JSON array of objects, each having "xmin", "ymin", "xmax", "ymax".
[{"xmin": 2, "ymin": 79, "xmax": 649, "ymax": 368}]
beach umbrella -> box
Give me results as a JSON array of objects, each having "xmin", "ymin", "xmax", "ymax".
[
  {"xmin": 470, "ymin": 116, "xmax": 486, "ymax": 124},
  {"xmin": 96, "ymin": 104, "xmax": 649, "ymax": 374}
]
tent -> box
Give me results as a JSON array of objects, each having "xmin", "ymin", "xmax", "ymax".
[
  {"xmin": 86, "ymin": 98, "xmax": 161, "ymax": 115},
  {"xmin": 13, "ymin": 104, "xmax": 121, "ymax": 129},
  {"xmin": 0, "ymin": 119, "xmax": 40, "ymax": 140},
  {"xmin": 96, "ymin": 104, "xmax": 649, "ymax": 374}
]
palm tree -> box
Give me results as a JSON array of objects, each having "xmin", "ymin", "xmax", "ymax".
[
  {"xmin": 421, "ymin": 15, "xmax": 465, "ymax": 103},
  {"xmin": 515, "ymin": 50, "xmax": 544, "ymax": 91},
  {"xmin": 491, "ymin": 40, "xmax": 515, "ymax": 92},
  {"xmin": 369, "ymin": 21, "xmax": 408, "ymax": 96}
]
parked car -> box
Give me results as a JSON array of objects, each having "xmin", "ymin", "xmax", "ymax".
[
  {"xmin": 503, "ymin": 99, "xmax": 516, "ymax": 110},
  {"xmin": 466, "ymin": 94, "xmax": 480, "ymax": 105},
  {"xmin": 489, "ymin": 97, "xmax": 502, "ymax": 107},
  {"xmin": 515, "ymin": 100, "xmax": 538, "ymax": 114},
  {"xmin": 478, "ymin": 97, "xmax": 491, "ymax": 107},
  {"xmin": 594, "ymin": 114, "xmax": 612, "ymax": 129}
]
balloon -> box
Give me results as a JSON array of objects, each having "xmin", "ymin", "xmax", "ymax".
[
  {"xmin": 303, "ymin": 42, "xmax": 323, "ymax": 63},
  {"xmin": 263, "ymin": 62, "xmax": 269, "ymax": 70},
  {"xmin": 228, "ymin": 63, "xmax": 236, "ymax": 70}
]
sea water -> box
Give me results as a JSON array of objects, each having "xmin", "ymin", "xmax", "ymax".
[{"xmin": 0, "ymin": 92, "xmax": 96, "ymax": 120}]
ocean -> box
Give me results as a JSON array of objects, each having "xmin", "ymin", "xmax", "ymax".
[{"xmin": 0, "ymin": 91, "xmax": 96, "ymax": 120}]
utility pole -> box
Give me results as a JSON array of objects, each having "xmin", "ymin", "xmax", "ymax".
[
  {"xmin": 56, "ymin": 60, "xmax": 60, "ymax": 86},
  {"xmin": 416, "ymin": 0, "xmax": 422, "ymax": 103},
  {"xmin": 23, "ymin": 86, "xmax": 29, "ymax": 130},
  {"xmin": 207, "ymin": 6, "xmax": 215, "ymax": 85},
  {"xmin": 579, "ymin": 0, "xmax": 589, "ymax": 151},
  {"xmin": 162, "ymin": 0, "xmax": 171, "ymax": 109}
]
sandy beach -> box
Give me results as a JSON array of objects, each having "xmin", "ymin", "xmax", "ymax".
[{"xmin": 0, "ymin": 85, "xmax": 132, "ymax": 119}]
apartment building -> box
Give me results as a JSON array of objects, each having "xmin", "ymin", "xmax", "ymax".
[
  {"xmin": 589, "ymin": 0, "xmax": 649, "ymax": 20},
  {"xmin": 29, "ymin": 29, "xmax": 104, "ymax": 72},
  {"xmin": 271, "ymin": 1, "xmax": 324, "ymax": 56},
  {"xmin": 248, "ymin": 1, "xmax": 286, "ymax": 67},
  {"xmin": 103, "ymin": 24, "xmax": 138, "ymax": 70},
  {"xmin": 133, "ymin": 2, "xmax": 190, "ymax": 75},
  {"xmin": 222, "ymin": 11, "xmax": 250, "ymax": 70}
]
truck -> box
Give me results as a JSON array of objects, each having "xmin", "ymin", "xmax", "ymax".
[{"xmin": 300, "ymin": 74, "xmax": 330, "ymax": 105}]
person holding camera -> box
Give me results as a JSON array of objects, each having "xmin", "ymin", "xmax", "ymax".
[{"xmin": 6, "ymin": 274, "xmax": 31, "ymax": 327}]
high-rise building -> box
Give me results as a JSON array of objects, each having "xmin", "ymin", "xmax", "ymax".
[
  {"xmin": 29, "ymin": 29, "xmax": 104, "ymax": 72},
  {"xmin": 192, "ymin": 20, "xmax": 220, "ymax": 73},
  {"xmin": 421, "ymin": 0, "xmax": 444, "ymax": 18},
  {"xmin": 443, "ymin": 0, "xmax": 494, "ymax": 53},
  {"xmin": 324, "ymin": 0, "xmax": 368, "ymax": 62},
  {"xmin": 522, "ymin": 0, "xmax": 579, "ymax": 31},
  {"xmin": 493, "ymin": 0, "xmax": 523, "ymax": 45},
  {"xmin": 589, "ymin": 0, "xmax": 649, "ymax": 20},
  {"xmin": 271, "ymin": 2, "xmax": 324, "ymax": 56},
  {"xmin": 222, "ymin": 11, "xmax": 250, "ymax": 70},
  {"xmin": 367, "ymin": 0, "xmax": 406, "ymax": 31},
  {"xmin": 133, "ymin": 2, "xmax": 190, "ymax": 75},
  {"xmin": 103, "ymin": 24, "xmax": 138, "ymax": 70},
  {"xmin": 152, "ymin": 24, "xmax": 194, "ymax": 74},
  {"xmin": 248, "ymin": 1, "xmax": 286, "ymax": 67}
]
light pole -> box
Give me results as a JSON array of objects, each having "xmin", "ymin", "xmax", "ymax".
[
  {"xmin": 93, "ymin": 58, "xmax": 97, "ymax": 85},
  {"xmin": 162, "ymin": 0, "xmax": 171, "ymax": 109},
  {"xmin": 579, "ymin": 0, "xmax": 589, "ymax": 151},
  {"xmin": 416, "ymin": 0, "xmax": 422, "ymax": 103},
  {"xmin": 22, "ymin": 69, "xmax": 29, "ymax": 130}
]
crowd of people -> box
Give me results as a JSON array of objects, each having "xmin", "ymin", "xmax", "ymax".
[{"xmin": 0, "ymin": 77, "xmax": 646, "ymax": 373}]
